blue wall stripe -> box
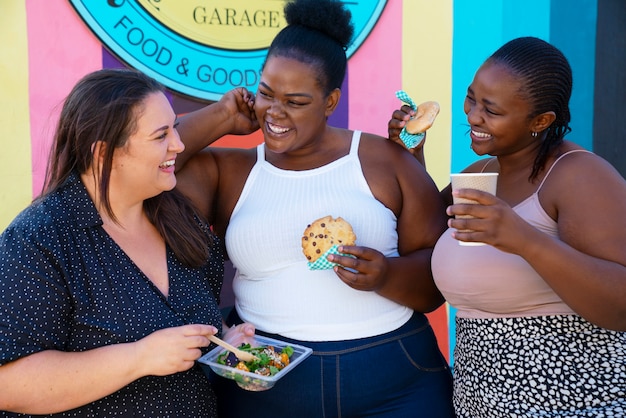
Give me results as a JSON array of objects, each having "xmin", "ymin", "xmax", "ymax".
[{"xmin": 550, "ymin": 0, "xmax": 597, "ymax": 151}]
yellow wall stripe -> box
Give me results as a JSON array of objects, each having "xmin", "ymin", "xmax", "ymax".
[
  {"xmin": 0, "ymin": 2, "xmax": 32, "ymax": 230},
  {"xmin": 401, "ymin": 0, "xmax": 453, "ymax": 190}
]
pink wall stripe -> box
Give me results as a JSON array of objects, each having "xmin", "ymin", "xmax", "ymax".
[
  {"xmin": 26, "ymin": 0, "xmax": 102, "ymax": 196},
  {"xmin": 347, "ymin": 1, "xmax": 402, "ymax": 138}
]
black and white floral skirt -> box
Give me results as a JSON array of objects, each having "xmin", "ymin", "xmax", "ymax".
[{"xmin": 453, "ymin": 315, "xmax": 626, "ymax": 417}]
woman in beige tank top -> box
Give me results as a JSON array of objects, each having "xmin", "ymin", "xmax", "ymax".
[{"xmin": 389, "ymin": 36, "xmax": 626, "ymax": 417}]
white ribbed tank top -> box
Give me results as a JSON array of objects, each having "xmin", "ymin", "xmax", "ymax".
[{"xmin": 225, "ymin": 131, "xmax": 412, "ymax": 341}]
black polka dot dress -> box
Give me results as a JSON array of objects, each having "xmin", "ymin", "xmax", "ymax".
[{"xmin": 0, "ymin": 173, "xmax": 224, "ymax": 417}]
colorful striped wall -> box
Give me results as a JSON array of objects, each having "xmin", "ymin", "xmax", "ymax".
[{"xmin": 1, "ymin": 0, "xmax": 602, "ymax": 361}]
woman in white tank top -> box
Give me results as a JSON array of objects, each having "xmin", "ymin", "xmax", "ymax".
[{"xmin": 175, "ymin": 1, "xmax": 454, "ymax": 416}]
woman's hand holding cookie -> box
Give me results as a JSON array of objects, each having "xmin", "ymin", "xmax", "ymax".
[
  {"xmin": 301, "ymin": 215, "xmax": 389, "ymax": 291},
  {"xmin": 329, "ymin": 246, "xmax": 389, "ymax": 291},
  {"xmin": 388, "ymin": 105, "xmax": 415, "ymax": 146},
  {"xmin": 388, "ymin": 96, "xmax": 440, "ymax": 154}
]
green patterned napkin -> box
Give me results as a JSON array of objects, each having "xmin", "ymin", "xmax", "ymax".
[
  {"xmin": 395, "ymin": 90, "xmax": 426, "ymax": 149},
  {"xmin": 307, "ymin": 245, "xmax": 349, "ymax": 270}
]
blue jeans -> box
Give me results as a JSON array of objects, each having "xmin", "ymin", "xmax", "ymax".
[{"xmin": 213, "ymin": 312, "xmax": 454, "ymax": 418}]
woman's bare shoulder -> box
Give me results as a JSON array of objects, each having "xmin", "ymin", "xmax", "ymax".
[
  {"xmin": 358, "ymin": 131, "xmax": 415, "ymax": 160},
  {"xmin": 464, "ymin": 157, "xmax": 496, "ymax": 173},
  {"xmin": 210, "ymin": 147, "xmax": 257, "ymax": 182},
  {"xmin": 547, "ymin": 142, "xmax": 623, "ymax": 185}
]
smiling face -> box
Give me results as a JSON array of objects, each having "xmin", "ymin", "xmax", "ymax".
[
  {"xmin": 109, "ymin": 92, "xmax": 183, "ymax": 201},
  {"xmin": 464, "ymin": 62, "xmax": 538, "ymax": 157},
  {"xmin": 254, "ymin": 55, "xmax": 339, "ymax": 156}
]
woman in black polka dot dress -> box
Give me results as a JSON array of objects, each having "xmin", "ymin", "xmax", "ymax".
[{"xmin": 0, "ymin": 69, "xmax": 253, "ymax": 417}]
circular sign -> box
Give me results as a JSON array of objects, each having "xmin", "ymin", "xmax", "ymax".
[{"xmin": 70, "ymin": 0, "xmax": 387, "ymax": 101}]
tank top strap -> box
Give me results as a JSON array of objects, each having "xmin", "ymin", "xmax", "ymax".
[
  {"xmin": 256, "ymin": 143, "xmax": 265, "ymax": 162},
  {"xmin": 349, "ymin": 130, "xmax": 362, "ymax": 156},
  {"xmin": 479, "ymin": 157, "xmax": 497, "ymax": 173},
  {"xmin": 536, "ymin": 149, "xmax": 591, "ymax": 192}
]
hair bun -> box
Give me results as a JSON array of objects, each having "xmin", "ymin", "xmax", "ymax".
[{"xmin": 284, "ymin": 0, "xmax": 354, "ymax": 48}]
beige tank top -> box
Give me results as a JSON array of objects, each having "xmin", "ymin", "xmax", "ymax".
[{"xmin": 432, "ymin": 150, "xmax": 589, "ymax": 318}]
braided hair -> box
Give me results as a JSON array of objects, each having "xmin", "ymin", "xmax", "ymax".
[
  {"xmin": 264, "ymin": 0, "xmax": 354, "ymax": 95},
  {"xmin": 487, "ymin": 37, "xmax": 573, "ymax": 181}
]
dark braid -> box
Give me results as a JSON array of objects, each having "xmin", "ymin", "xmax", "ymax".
[
  {"xmin": 487, "ymin": 37, "xmax": 573, "ymax": 181},
  {"xmin": 264, "ymin": 0, "xmax": 354, "ymax": 95}
]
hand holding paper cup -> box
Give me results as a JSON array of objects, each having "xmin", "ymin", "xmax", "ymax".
[{"xmin": 450, "ymin": 173, "xmax": 498, "ymax": 246}]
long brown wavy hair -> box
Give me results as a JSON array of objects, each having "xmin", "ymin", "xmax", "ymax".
[{"xmin": 40, "ymin": 68, "xmax": 215, "ymax": 267}]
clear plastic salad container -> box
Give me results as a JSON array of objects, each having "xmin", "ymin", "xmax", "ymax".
[{"xmin": 198, "ymin": 334, "xmax": 313, "ymax": 391}]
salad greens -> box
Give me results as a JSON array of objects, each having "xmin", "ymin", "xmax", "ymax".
[{"xmin": 217, "ymin": 343, "xmax": 295, "ymax": 376}]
